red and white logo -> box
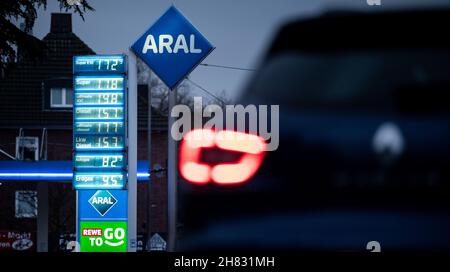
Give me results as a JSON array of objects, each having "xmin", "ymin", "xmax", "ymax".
[{"xmin": 82, "ymin": 228, "xmax": 102, "ymax": 236}]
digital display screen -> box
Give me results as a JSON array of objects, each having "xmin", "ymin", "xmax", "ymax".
[
  {"xmin": 74, "ymin": 76, "xmax": 124, "ymax": 91},
  {"xmin": 74, "ymin": 121, "xmax": 125, "ymax": 134},
  {"xmin": 73, "ymin": 55, "xmax": 127, "ymax": 191},
  {"xmin": 74, "ymin": 153, "xmax": 125, "ymax": 169},
  {"xmin": 73, "ymin": 172, "xmax": 126, "ymax": 189},
  {"xmin": 74, "ymin": 107, "xmax": 124, "ymax": 120},
  {"xmin": 75, "ymin": 136, "xmax": 125, "ymax": 151},
  {"xmin": 74, "ymin": 56, "xmax": 126, "ymax": 74},
  {"xmin": 75, "ymin": 93, "xmax": 124, "ymax": 106}
]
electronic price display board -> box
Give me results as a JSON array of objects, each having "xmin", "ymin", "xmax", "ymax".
[
  {"xmin": 74, "ymin": 107, "xmax": 124, "ymax": 120},
  {"xmin": 73, "ymin": 55, "xmax": 127, "ymax": 190},
  {"xmin": 74, "ymin": 135, "xmax": 125, "ymax": 151},
  {"xmin": 74, "ymin": 76, "xmax": 125, "ymax": 91},
  {"xmin": 75, "ymin": 93, "xmax": 124, "ymax": 106},
  {"xmin": 75, "ymin": 121, "xmax": 125, "ymax": 134},
  {"xmin": 74, "ymin": 153, "xmax": 125, "ymax": 170},
  {"xmin": 73, "ymin": 172, "xmax": 126, "ymax": 189},
  {"xmin": 74, "ymin": 55, "xmax": 126, "ymax": 74}
]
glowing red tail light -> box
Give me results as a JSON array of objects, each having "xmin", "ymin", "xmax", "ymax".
[{"xmin": 179, "ymin": 129, "xmax": 266, "ymax": 185}]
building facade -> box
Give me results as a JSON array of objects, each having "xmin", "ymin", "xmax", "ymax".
[{"xmin": 0, "ymin": 13, "xmax": 168, "ymax": 251}]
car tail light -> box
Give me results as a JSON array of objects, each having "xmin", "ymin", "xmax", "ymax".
[{"xmin": 179, "ymin": 129, "xmax": 266, "ymax": 185}]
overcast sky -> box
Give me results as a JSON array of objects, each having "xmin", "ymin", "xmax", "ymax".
[{"xmin": 32, "ymin": 0, "xmax": 448, "ymax": 101}]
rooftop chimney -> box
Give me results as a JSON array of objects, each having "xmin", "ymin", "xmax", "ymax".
[{"xmin": 50, "ymin": 13, "xmax": 72, "ymax": 33}]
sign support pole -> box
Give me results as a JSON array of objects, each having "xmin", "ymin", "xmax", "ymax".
[
  {"xmin": 75, "ymin": 190, "xmax": 78, "ymax": 252},
  {"xmin": 130, "ymin": 6, "xmax": 214, "ymax": 252},
  {"xmin": 37, "ymin": 181, "xmax": 48, "ymax": 252},
  {"xmin": 127, "ymin": 50, "xmax": 138, "ymax": 252},
  {"xmin": 146, "ymin": 83, "xmax": 152, "ymax": 251},
  {"xmin": 167, "ymin": 86, "xmax": 178, "ymax": 252}
]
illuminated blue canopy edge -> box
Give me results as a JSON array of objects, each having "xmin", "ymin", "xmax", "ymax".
[{"xmin": 0, "ymin": 161, "xmax": 150, "ymax": 181}]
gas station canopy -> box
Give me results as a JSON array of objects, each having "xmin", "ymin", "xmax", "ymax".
[{"xmin": 0, "ymin": 160, "xmax": 150, "ymax": 181}]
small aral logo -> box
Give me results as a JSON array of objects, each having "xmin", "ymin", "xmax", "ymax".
[{"xmin": 88, "ymin": 190, "xmax": 117, "ymax": 216}]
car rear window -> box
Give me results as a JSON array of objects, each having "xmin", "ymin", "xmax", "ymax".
[{"xmin": 246, "ymin": 49, "xmax": 450, "ymax": 114}]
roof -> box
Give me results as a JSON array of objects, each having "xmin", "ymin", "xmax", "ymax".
[
  {"xmin": 0, "ymin": 160, "xmax": 150, "ymax": 182},
  {"xmin": 266, "ymin": 9, "xmax": 450, "ymax": 58},
  {"xmin": 0, "ymin": 13, "xmax": 167, "ymax": 131}
]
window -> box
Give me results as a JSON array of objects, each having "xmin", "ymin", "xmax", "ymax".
[
  {"xmin": 15, "ymin": 191, "xmax": 37, "ymax": 218},
  {"xmin": 50, "ymin": 88, "xmax": 73, "ymax": 108},
  {"xmin": 15, "ymin": 137, "xmax": 39, "ymax": 161},
  {"xmin": 43, "ymin": 78, "xmax": 73, "ymax": 111}
]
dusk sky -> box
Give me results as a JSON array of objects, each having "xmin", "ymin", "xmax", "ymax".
[{"xmin": 32, "ymin": 0, "xmax": 446, "ymax": 101}]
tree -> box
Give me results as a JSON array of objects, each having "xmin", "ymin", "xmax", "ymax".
[
  {"xmin": 138, "ymin": 58, "xmax": 233, "ymax": 115},
  {"xmin": 138, "ymin": 58, "xmax": 194, "ymax": 115},
  {"xmin": 0, "ymin": 0, "xmax": 94, "ymax": 74},
  {"xmin": 208, "ymin": 89, "xmax": 232, "ymax": 108}
]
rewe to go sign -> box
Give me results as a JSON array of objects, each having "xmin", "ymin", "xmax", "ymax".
[{"xmin": 80, "ymin": 221, "xmax": 127, "ymax": 252}]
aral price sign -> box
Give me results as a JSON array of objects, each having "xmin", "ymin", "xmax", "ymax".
[
  {"xmin": 80, "ymin": 221, "xmax": 127, "ymax": 252},
  {"xmin": 73, "ymin": 55, "xmax": 128, "ymax": 253}
]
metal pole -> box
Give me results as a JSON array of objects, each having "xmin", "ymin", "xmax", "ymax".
[
  {"xmin": 127, "ymin": 50, "xmax": 138, "ymax": 252},
  {"xmin": 146, "ymin": 83, "xmax": 152, "ymax": 251},
  {"xmin": 167, "ymin": 87, "xmax": 178, "ymax": 251},
  {"xmin": 0, "ymin": 148, "xmax": 15, "ymax": 160},
  {"xmin": 37, "ymin": 182, "xmax": 48, "ymax": 252},
  {"xmin": 75, "ymin": 190, "xmax": 79, "ymax": 252}
]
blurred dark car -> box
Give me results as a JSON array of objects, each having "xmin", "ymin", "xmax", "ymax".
[{"xmin": 178, "ymin": 8, "xmax": 450, "ymax": 251}]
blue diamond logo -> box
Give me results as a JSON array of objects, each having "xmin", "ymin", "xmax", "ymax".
[
  {"xmin": 88, "ymin": 190, "xmax": 117, "ymax": 216},
  {"xmin": 131, "ymin": 6, "xmax": 214, "ymax": 89}
]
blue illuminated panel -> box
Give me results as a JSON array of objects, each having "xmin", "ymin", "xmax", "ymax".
[
  {"xmin": 73, "ymin": 172, "xmax": 126, "ymax": 189},
  {"xmin": 73, "ymin": 55, "xmax": 127, "ymax": 190},
  {"xmin": 75, "ymin": 93, "xmax": 124, "ymax": 106},
  {"xmin": 74, "ymin": 153, "xmax": 125, "ymax": 170},
  {"xmin": 75, "ymin": 135, "xmax": 125, "ymax": 151},
  {"xmin": 75, "ymin": 121, "xmax": 125, "ymax": 134},
  {"xmin": 74, "ymin": 55, "xmax": 126, "ymax": 74},
  {"xmin": 74, "ymin": 76, "xmax": 124, "ymax": 91},
  {"xmin": 74, "ymin": 107, "xmax": 124, "ymax": 120}
]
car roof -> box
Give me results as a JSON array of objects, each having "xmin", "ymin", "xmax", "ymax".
[{"xmin": 265, "ymin": 8, "xmax": 450, "ymax": 59}]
